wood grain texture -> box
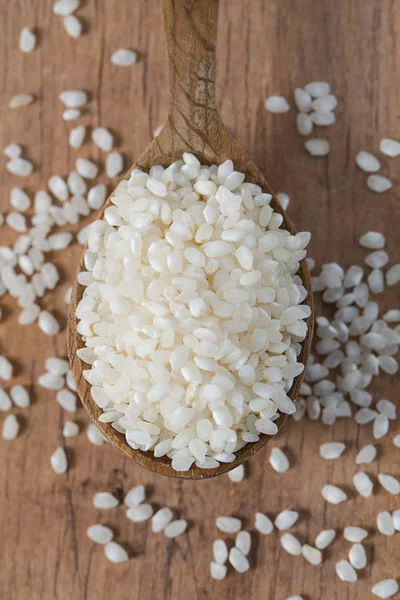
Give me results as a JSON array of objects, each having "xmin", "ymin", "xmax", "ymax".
[
  {"xmin": 0, "ymin": 0, "xmax": 399, "ymax": 598},
  {"xmin": 67, "ymin": 0, "xmax": 313, "ymax": 480}
]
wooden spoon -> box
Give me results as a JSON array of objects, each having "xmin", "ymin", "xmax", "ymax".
[{"xmin": 67, "ymin": 0, "xmax": 314, "ymax": 479}]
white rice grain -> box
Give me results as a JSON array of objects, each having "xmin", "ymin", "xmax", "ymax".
[
  {"xmin": 48, "ymin": 175, "xmax": 69, "ymax": 201},
  {"xmin": 38, "ymin": 311, "xmax": 60, "ymax": 336},
  {"xmin": 365, "ymin": 250, "xmax": 389, "ymax": 269},
  {"xmin": 392, "ymin": 510, "xmax": 400, "ymax": 531},
  {"xmin": 104, "ymin": 542, "xmax": 129, "ymax": 563},
  {"xmin": 152, "ymin": 507, "xmax": 173, "ymax": 533},
  {"xmin": 76, "ymin": 158, "xmax": 98, "ymax": 179},
  {"xmin": 235, "ymin": 530, "xmax": 251, "ymax": 556},
  {"xmin": 0, "ymin": 356, "xmax": 13, "ymax": 380},
  {"xmin": 301, "ymin": 544, "xmax": 322, "ymax": 565},
  {"xmin": 376, "ymin": 511, "xmax": 395, "ymax": 536},
  {"xmin": 304, "ymin": 82, "xmax": 330, "ymax": 97},
  {"xmin": 216, "ymin": 516, "xmax": 241, "ymax": 533},
  {"xmin": 213, "ymin": 539, "xmax": 228, "ymax": 564},
  {"xmin": 355, "ymin": 445, "xmax": 377, "ymax": 465},
  {"xmin": 319, "ymin": 442, "xmax": 345, "ymax": 459},
  {"xmin": 305, "ymin": 139, "xmax": 330, "ymax": 157},
  {"xmin": 315, "ymin": 529, "xmax": 336, "ymax": 550},
  {"xmin": 355, "ymin": 151, "xmax": 381, "ymax": 173},
  {"xmin": 63, "ymin": 421, "xmax": 79, "ymax": 437},
  {"xmin": 275, "ymin": 510, "xmax": 299, "ymax": 531},
  {"xmin": 93, "ymin": 492, "xmax": 119, "ymax": 509},
  {"xmin": 265, "ymin": 96, "xmax": 290, "ymax": 113},
  {"xmin": 62, "ymin": 108, "xmax": 81, "ymax": 121},
  {"xmin": 269, "ymin": 447, "xmax": 290, "ymax": 472},
  {"xmin": 344, "ymin": 527, "xmax": 368, "ymax": 543},
  {"xmin": 87, "ymin": 524, "xmax": 113, "ymax": 544},
  {"xmin": 379, "ymin": 138, "xmax": 400, "ymax": 157},
  {"xmin": 367, "ymin": 175, "xmax": 392, "ymax": 193},
  {"xmin": 255, "ymin": 512, "xmax": 274, "ymax": 535},
  {"xmin": 63, "ymin": 15, "xmax": 82, "ymax": 38},
  {"xmin": 59, "ymin": 90, "xmax": 87, "ymax": 108},
  {"xmin": 228, "ymin": 464, "xmax": 245, "ymax": 482},
  {"xmin": 353, "ymin": 472, "xmax": 374, "ymax": 498},
  {"xmin": 296, "ymin": 113, "xmax": 313, "ymax": 136},
  {"xmin": 373, "ymin": 414, "xmax": 389, "ymax": 439},
  {"xmin": 53, "ymin": 0, "xmax": 79, "ymax": 16},
  {"xmin": 69, "ymin": 126, "xmax": 86, "ymax": 149},
  {"xmin": 10, "ymin": 385, "xmax": 30, "ymax": 408},
  {"xmin": 368, "ymin": 269, "xmax": 384, "ymax": 294},
  {"xmin": 46, "ymin": 357, "xmax": 69, "ymax": 375},
  {"xmin": 50, "ymin": 447, "xmax": 68, "ymax": 473},
  {"xmin": 86, "ymin": 186, "xmax": 106, "ymax": 212},
  {"xmin": 311, "ymin": 94, "xmax": 337, "ymax": 112},
  {"xmin": 9, "ymin": 94, "xmax": 34, "ymax": 109},
  {"xmin": 376, "ymin": 399, "xmax": 396, "ymax": 420},
  {"xmin": 4, "ymin": 143, "xmax": 22, "ymax": 159},
  {"xmin": 2, "ymin": 415, "xmax": 19, "ymax": 440},
  {"xmin": 126, "ymin": 504, "xmax": 153, "ymax": 522},
  {"xmin": 92, "ymin": 128, "xmax": 114, "ymax": 152},
  {"xmin": 19, "ymin": 28, "xmax": 36, "ymax": 53},
  {"xmin": 124, "ymin": 485, "xmax": 145, "ymax": 508},
  {"xmin": 87, "ymin": 423, "xmax": 107, "ymax": 445},
  {"xmin": 106, "ymin": 152, "xmax": 123, "ymax": 178},
  {"xmin": 10, "ymin": 188, "xmax": 31, "ymax": 211},
  {"xmin": 0, "ymin": 390, "xmax": 12, "ymax": 411},
  {"xmin": 38, "ymin": 373, "xmax": 64, "ymax": 390},
  {"xmin": 372, "ymin": 579, "xmax": 399, "ymax": 599},
  {"xmin": 228, "ymin": 547, "xmax": 250, "ymax": 573},
  {"xmin": 48, "ymin": 232, "xmax": 73, "ymax": 250},
  {"xmin": 210, "ymin": 562, "xmax": 227, "ymax": 580},
  {"xmin": 335, "ymin": 559, "xmax": 358, "ymax": 582},
  {"xmin": 349, "ymin": 543, "xmax": 367, "ymax": 570},
  {"xmin": 310, "ymin": 111, "xmax": 335, "ymax": 126},
  {"xmin": 280, "ymin": 533, "xmax": 302, "ymax": 555},
  {"xmin": 321, "ymin": 484, "xmax": 348, "ymax": 504},
  {"xmin": 6, "ymin": 159, "xmax": 33, "ymax": 177},
  {"xmin": 359, "ymin": 231, "xmax": 385, "ymax": 249},
  {"xmin": 294, "ymin": 88, "xmax": 312, "ymax": 112},
  {"xmin": 386, "ymin": 265, "xmax": 400, "ymax": 287},
  {"xmin": 164, "ymin": 519, "xmax": 187, "ymax": 538},
  {"xmin": 111, "ymin": 49, "xmax": 137, "ymax": 66},
  {"xmin": 56, "ymin": 389, "xmax": 77, "ymax": 412},
  {"xmin": 378, "ymin": 474, "xmax": 400, "ymax": 495},
  {"xmin": 6, "ymin": 212, "xmax": 27, "ymax": 232},
  {"xmin": 276, "ymin": 192, "xmax": 290, "ymax": 210}
]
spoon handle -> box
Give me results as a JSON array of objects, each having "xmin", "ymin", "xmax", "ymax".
[{"xmin": 163, "ymin": 0, "xmax": 221, "ymax": 142}]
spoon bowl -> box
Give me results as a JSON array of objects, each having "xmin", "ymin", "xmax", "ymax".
[{"xmin": 67, "ymin": 0, "xmax": 314, "ymax": 479}]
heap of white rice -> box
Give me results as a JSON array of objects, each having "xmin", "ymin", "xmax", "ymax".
[{"xmin": 75, "ymin": 154, "xmax": 311, "ymax": 471}]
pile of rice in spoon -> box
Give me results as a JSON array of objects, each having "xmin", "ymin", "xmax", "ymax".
[{"xmin": 76, "ymin": 153, "xmax": 311, "ymax": 471}]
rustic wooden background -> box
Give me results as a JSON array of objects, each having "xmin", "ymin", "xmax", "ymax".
[{"xmin": 0, "ymin": 1, "xmax": 399, "ymax": 599}]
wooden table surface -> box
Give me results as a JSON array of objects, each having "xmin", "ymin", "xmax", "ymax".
[{"xmin": 1, "ymin": 1, "xmax": 399, "ymax": 599}]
